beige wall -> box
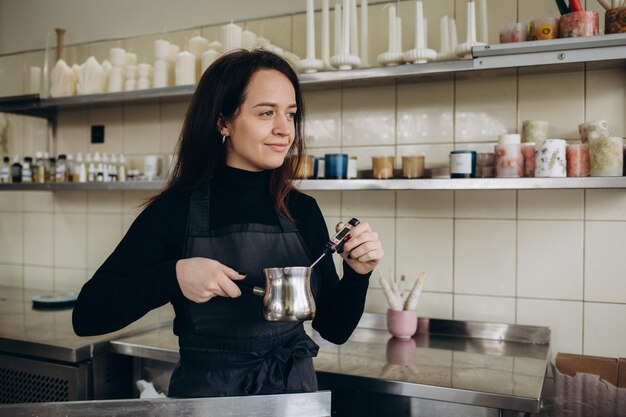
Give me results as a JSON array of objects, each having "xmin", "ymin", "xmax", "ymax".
[{"xmin": 1, "ymin": 0, "xmax": 625, "ymax": 361}]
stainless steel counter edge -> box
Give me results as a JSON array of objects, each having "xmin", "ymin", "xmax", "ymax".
[
  {"xmin": 0, "ymin": 391, "xmax": 332, "ymax": 417},
  {"xmin": 316, "ymin": 371, "xmax": 544, "ymax": 414}
]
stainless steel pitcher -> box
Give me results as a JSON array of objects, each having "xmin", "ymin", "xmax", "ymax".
[{"xmin": 245, "ymin": 266, "xmax": 316, "ymax": 322}]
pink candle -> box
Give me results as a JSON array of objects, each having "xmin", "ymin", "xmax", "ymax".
[
  {"xmin": 566, "ymin": 143, "xmax": 590, "ymax": 177},
  {"xmin": 521, "ymin": 143, "xmax": 536, "ymax": 177}
]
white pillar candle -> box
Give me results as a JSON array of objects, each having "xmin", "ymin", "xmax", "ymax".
[
  {"xmin": 388, "ymin": 5, "xmax": 396, "ymax": 53},
  {"xmin": 350, "ymin": 0, "xmax": 358, "ymax": 56},
  {"xmin": 242, "ymin": 30, "xmax": 257, "ymax": 50},
  {"xmin": 153, "ymin": 59, "xmax": 168, "ymax": 88},
  {"xmin": 361, "ymin": 0, "xmax": 368, "ymax": 65},
  {"xmin": 175, "ymin": 51, "xmax": 196, "ymax": 86},
  {"xmin": 334, "ymin": 3, "xmax": 342, "ymax": 55},
  {"xmin": 167, "ymin": 44, "xmax": 180, "ymax": 63},
  {"xmin": 109, "ymin": 48, "xmax": 126, "ymax": 67},
  {"xmin": 449, "ymin": 18, "xmax": 458, "ymax": 48},
  {"xmin": 188, "ymin": 35, "xmax": 209, "ymax": 58},
  {"xmin": 416, "ymin": 1, "xmax": 425, "ymax": 49},
  {"xmin": 396, "ymin": 16, "xmax": 402, "ymax": 53},
  {"xmin": 107, "ymin": 67, "xmax": 124, "ymax": 93},
  {"xmin": 124, "ymin": 52, "xmax": 137, "ymax": 66},
  {"xmin": 342, "ymin": 0, "xmax": 350, "ymax": 55},
  {"xmin": 201, "ymin": 50, "xmax": 220, "ymax": 73},
  {"xmin": 137, "ymin": 77, "xmax": 151, "ymax": 90},
  {"xmin": 306, "ymin": 0, "xmax": 316, "ymax": 60},
  {"xmin": 322, "ymin": 0, "xmax": 330, "ymax": 65},
  {"xmin": 208, "ymin": 41, "xmax": 223, "ymax": 53},
  {"xmin": 222, "ymin": 22, "xmax": 243, "ymax": 52},
  {"xmin": 495, "ymin": 143, "xmax": 523, "ymax": 177},
  {"xmin": 535, "ymin": 139, "xmax": 566, "ymax": 177},
  {"xmin": 479, "ymin": 0, "xmax": 488, "ymax": 44},
  {"xmin": 124, "ymin": 78, "xmax": 137, "ymax": 91},
  {"xmin": 467, "ymin": 0, "xmax": 477, "ymax": 43},
  {"xmin": 125, "ymin": 65, "xmax": 137, "ymax": 81},
  {"xmin": 440, "ymin": 16, "xmax": 450, "ymax": 53},
  {"xmin": 101, "ymin": 60, "xmax": 111, "ymax": 92},
  {"xmin": 30, "ymin": 66, "xmax": 42, "ymax": 94},
  {"xmin": 137, "ymin": 63, "xmax": 151, "ymax": 79},
  {"xmin": 154, "ymin": 40, "xmax": 170, "ymax": 60}
]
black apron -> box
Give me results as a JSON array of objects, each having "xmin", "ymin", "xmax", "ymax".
[{"xmin": 168, "ymin": 181, "xmax": 320, "ymax": 398}]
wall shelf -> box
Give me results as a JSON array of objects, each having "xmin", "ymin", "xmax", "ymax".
[
  {"xmin": 2, "ymin": 177, "xmax": 626, "ymax": 192},
  {"xmin": 1, "ymin": 34, "xmax": 625, "ymax": 120}
]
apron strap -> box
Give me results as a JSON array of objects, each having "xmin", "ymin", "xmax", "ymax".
[{"xmin": 188, "ymin": 182, "xmax": 210, "ymax": 237}]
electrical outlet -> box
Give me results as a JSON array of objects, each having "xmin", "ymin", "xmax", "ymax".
[{"xmin": 91, "ymin": 125, "xmax": 105, "ymax": 144}]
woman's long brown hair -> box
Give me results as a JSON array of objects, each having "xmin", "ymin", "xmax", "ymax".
[{"xmin": 146, "ymin": 49, "xmax": 305, "ymax": 220}]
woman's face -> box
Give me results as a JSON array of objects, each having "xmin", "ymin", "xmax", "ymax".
[{"xmin": 222, "ymin": 69, "xmax": 297, "ymax": 172}]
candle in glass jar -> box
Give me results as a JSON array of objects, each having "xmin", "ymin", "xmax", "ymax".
[
  {"xmin": 372, "ymin": 156, "xmax": 394, "ymax": 179},
  {"xmin": 566, "ymin": 143, "xmax": 590, "ymax": 177},
  {"xmin": 222, "ymin": 22, "xmax": 243, "ymax": 52}
]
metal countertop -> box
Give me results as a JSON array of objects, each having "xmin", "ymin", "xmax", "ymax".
[
  {"xmin": 0, "ymin": 391, "xmax": 331, "ymax": 417},
  {"xmin": 0, "ymin": 286, "xmax": 174, "ymax": 363},
  {"xmin": 110, "ymin": 313, "xmax": 550, "ymax": 413}
]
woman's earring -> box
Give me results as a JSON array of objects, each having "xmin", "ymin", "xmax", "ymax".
[{"xmin": 222, "ymin": 135, "xmax": 226, "ymax": 144}]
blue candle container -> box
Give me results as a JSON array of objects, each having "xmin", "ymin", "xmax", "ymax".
[
  {"xmin": 324, "ymin": 153, "xmax": 349, "ymax": 179},
  {"xmin": 450, "ymin": 150, "xmax": 477, "ymax": 178}
]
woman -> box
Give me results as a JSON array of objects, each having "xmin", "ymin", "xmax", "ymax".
[{"xmin": 72, "ymin": 49, "xmax": 384, "ymax": 398}]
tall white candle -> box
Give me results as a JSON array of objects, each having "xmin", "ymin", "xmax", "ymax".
[
  {"xmin": 322, "ymin": 0, "xmax": 330, "ymax": 65},
  {"xmin": 467, "ymin": 0, "xmax": 477, "ymax": 43},
  {"xmin": 153, "ymin": 59, "xmax": 168, "ymax": 88},
  {"xmin": 306, "ymin": 0, "xmax": 316, "ymax": 60},
  {"xmin": 416, "ymin": 1, "xmax": 425, "ymax": 49},
  {"xmin": 109, "ymin": 48, "xmax": 126, "ymax": 67},
  {"xmin": 167, "ymin": 44, "xmax": 180, "ymax": 63},
  {"xmin": 222, "ymin": 22, "xmax": 243, "ymax": 52},
  {"xmin": 479, "ymin": 0, "xmax": 488, "ymax": 44},
  {"xmin": 175, "ymin": 51, "xmax": 196, "ymax": 86},
  {"xmin": 201, "ymin": 50, "xmax": 220, "ymax": 73},
  {"xmin": 388, "ymin": 5, "xmax": 396, "ymax": 53},
  {"xmin": 440, "ymin": 16, "xmax": 449, "ymax": 52},
  {"xmin": 342, "ymin": 0, "xmax": 350, "ymax": 55},
  {"xmin": 154, "ymin": 40, "xmax": 170, "ymax": 60},
  {"xmin": 350, "ymin": 0, "xmax": 358, "ymax": 56},
  {"xmin": 450, "ymin": 18, "xmax": 458, "ymax": 48},
  {"xmin": 30, "ymin": 66, "xmax": 42, "ymax": 94},
  {"xmin": 124, "ymin": 52, "xmax": 137, "ymax": 66},
  {"xmin": 334, "ymin": 3, "xmax": 342, "ymax": 55},
  {"xmin": 361, "ymin": 0, "xmax": 368, "ymax": 65},
  {"xmin": 396, "ymin": 16, "xmax": 402, "ymax": 53}
]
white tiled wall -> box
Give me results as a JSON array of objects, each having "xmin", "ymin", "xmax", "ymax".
[{"xmin": 1, "ymin": 1, "xmax": 626, "ymax": 360}]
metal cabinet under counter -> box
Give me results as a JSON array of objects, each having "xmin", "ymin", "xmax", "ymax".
[
  {"xmin": 110, "ymin": 313, "xmax": 551, "ymax": 416},
  {"xmin": 0, "ymin": 286, "xmax": 174, "ymax": 403}
]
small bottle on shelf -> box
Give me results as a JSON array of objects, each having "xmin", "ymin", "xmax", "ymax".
[
  {"xmin": 55, "ymin": 154, "xmax": 68, "ymax": 182},
  {"xmin": 94, "ymin": 152, "xmax": 104, "ymax": 182},
  {"xmin": 22, "ymin": 157, "xmax": 33, "ymax": 183},
  {"xmin": 118, "ymin": 154, "xmax": 127, "ymax": 182},
  {"xmin": 66, "ymin": 154, "xmax": 75, "ymax": 183},
  {"xmin": 109, "ymin": 154, "xmax": 118, "ymax": 182},
  {"xmin": 34, "ymin": 151, "xmax": 46, "ymax": 183},
  {"xmin": 76, "ymin": 153, "xmax": 87, "ymax": 183},
  {"xmin": 11, "ymin": 155, "xmax": 22, "ymax": 183},
  {"xmin": 0, "ymin": 156, "xmax": 11, "ymax": 183}
]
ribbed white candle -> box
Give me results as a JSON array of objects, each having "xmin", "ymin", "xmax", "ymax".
[
  {"xmin": 396, "ymin": 16, "xmax": 402, "ymax": 53},
  {"xmin": 350, "ymin": 0, "xmax": 358, "ymax": 56},
  {"xmin": 416, "ymin": 1, "xmax": 425, "ymax": 49},
  {"xmin": 388, "ymin": 5, "xmax": 395, "ymax": 52},
  {"xmin": 342, "ymin": 0, "xmax": 350, "ymax": 55},
  {"xmin": 361, "ymin": 0, "xmax": 368, "ymax": 65},
  {"xmin": 222, "ymin": 22, "xmax": 243, "ymax": 52},
  {"xmin": 175, "ymin": 51, "xmax": 195, "ymax": 86},
  {"xmin": 154, "ymin": 40, "xmax": 170, "ymax": 60}
]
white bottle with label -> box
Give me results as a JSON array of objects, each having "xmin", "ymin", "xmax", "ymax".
[
  {"xmin": 0, "ymin": 156, "xmax": 10, "ymax": 183},
  {"xmin": 22, "ymin": 157, "xmax": 33, "ymax": 183}
]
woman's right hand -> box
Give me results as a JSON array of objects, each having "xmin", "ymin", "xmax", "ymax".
[{"xmin": 175, "ymin": 258, "xmax": 246, "ymax": 303}]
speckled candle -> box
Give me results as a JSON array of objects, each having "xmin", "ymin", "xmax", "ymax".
[
  {"xmin": 535, "ymin": 139, "xmax": 566, "ymax": 177},
  {"xmin": 521, "ymin": 143, "xmax": 536, "ymax": 177},
  {"xmin": 578, "ymin": 120, "xmax": 609, "ymax": 144},
  {"xmin": 522, "ymin": 120, "xmax": 549, "ymax": 144},
  {"xmin": 589, "ymin": 136, "xmax": 624, "ymax": 177},
  {"xmin": 495, "ymin": 144, "xmax": 523, "ymax": 178},
  {"xmin": 566, "ymin": 143, "xmax": 590, "ymax": 177}
]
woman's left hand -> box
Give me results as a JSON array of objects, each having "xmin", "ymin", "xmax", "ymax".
[{"xmin": 336, "ymin": 221, "xmax": 384, "ymax": 275}]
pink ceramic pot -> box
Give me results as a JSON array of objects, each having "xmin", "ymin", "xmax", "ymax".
[{"xmin": 386, "ymin": 309, "xmax": 417, "ymax": 339}]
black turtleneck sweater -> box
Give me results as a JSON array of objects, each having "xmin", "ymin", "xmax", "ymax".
[{"xmin": 72, "ymin": 166, "xmax": 370, "ymax": 345}]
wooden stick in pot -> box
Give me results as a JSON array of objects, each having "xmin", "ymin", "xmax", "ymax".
[{"xmin": 55, "ymin": 28, "xmax": 66, "ymax": 62}]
